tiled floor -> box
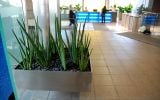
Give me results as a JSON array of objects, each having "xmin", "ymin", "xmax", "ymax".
[{"xmin": 17, "ymin": 22, "xmax": 160, "ymax": 100}]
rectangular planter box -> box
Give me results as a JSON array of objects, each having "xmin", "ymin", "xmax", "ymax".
[{"xmin": 14, "ymin": 69, "xmax": 92, "ymax": 92}]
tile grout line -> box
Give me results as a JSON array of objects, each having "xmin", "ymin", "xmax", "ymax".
[{"xmin": 102, "ymin": 35, "xmax": 121, "ymax": 98}]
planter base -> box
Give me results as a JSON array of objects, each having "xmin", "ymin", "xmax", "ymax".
[{"xmin": 14, "ymin": 70, "xmax": 92, "ymax": 92}]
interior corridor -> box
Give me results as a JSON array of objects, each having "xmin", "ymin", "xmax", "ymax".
[{"xmin": 18, "ymin": 22, "xmax": 160, "ymax": 100}]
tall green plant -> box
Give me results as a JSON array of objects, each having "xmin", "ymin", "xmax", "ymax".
[
  {"xmin": 118, "ymin": 6, "xmax": 125, "ymax": 13},
  {"xmin": 124, "ymin": 4, "xmax": 133, "ymax": 13},
  {"xmin": 65, "ymin": 23, "xmax": 78, "ymax": 64},
  {"xmin": 77, "ymin": 23, "xmax": 92, "ymax": 71},
  {"xmin": 11, "ymin": 16, "xmax": 91, "ymax": 71},
  {"xmin": 78, "ymin": 33, "xmax": 92, "ymax": 71},
  {"xmin": 10, "ymin": 18, "xmax": 56, "ymax": 69},
  {"xmin": 74, "ymin": 4, "xmax": 81, "ymax": 11},
  {"xmin": 65, "ymin": 21, "xmax": 92, "ymax": 71},
  {"xmin": 118, "ymin": 4, "xmax": 133, "ymax": 13},
  {"xmin": 9, "ymin": 20, "xmax": 35, "ymax": 70},
  {"xmin": 55, "ymin": 17, "xmax": 66, "ymax": 70},
  {"xmin": 22, "ymin": 21, "xmax": 53, "ymax": 68}
]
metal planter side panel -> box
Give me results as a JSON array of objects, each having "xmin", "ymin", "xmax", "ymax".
[{"xmin": 14, "ymin": 70, "xmax": 92, "ymax": 92}]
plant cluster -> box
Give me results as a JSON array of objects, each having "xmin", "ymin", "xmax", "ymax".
[
  {"xmin": 111, "ymin": 4, "xmax": 117, "ymax": 8},
  {"xmin": 10, "ymin": 17, "xmax": 91, "ymax": 72},
  {"xmin": 60, "ymin": 6, "xmax": 69, "ymax": 10},
  {"xmin": 74, "ymin": 4, "xmax": 81, "ymax": 11},
  {"xmin": 93, "ymin": 9, "xmax": 97, "ymax": 12},
  {"xmin": 117, "ymin": 6, "xmax": 125, "ymax": 13},
  {"xmin": 118, "ymin": 4, "xmax": 133, "ymax": 13},
  {"xmin": 124, "ymin": 4, "xmax": 133, "ymax": 13},
  {"xmin": 137, "ymin": 4, "xmax": 149, "ymax": 14}
]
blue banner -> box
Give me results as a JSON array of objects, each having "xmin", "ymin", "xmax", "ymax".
[{"xmin": 0, "ymin": 19, "xmax": 14, "ymax": 100}]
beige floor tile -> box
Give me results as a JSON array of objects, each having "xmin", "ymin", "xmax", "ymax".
[
  {"xmin": 89, "ymin": 24, "xmax": 160, "ymax": 99},
  {"xmin": 105, "ymin": 60, "xmax": 122, "ymax": 67},
  {"xmin": 129, "ymin": 74, "xmax": 153, "ymax": 87},
  {"xmin": 124, "ymin": 66, "xmax": 145, "ymax": 75},
  {"xmin": 92, "ymin": 67, "xmax": 110, "ymax": 75},
  {"xmin": 90, "ymin": 54, "xmax": 104, "ymax": 59},
  {"xmin": 95, "ymin": 86, "xmax": 119, "ymax": 100},
  {"xmin": 91, "ymin": 60, "xmax": 107, "ymax": 67},
  {"xmin": 112, "ymin": 75, "xmax": 133, "ymax": 86},
  {"xmin": 115, "ymin": 86, "xmax": 140, "ymax": 97},
  {"xmin": 107, "ymin": 63, "xmax": 124, "ymax": 68},
  {"xmin": 90, "ymin": 55, "xmax": 105, "ymax": 61},
  {"xmin": 119, "ymin": 96, "xmax": 160, "ymax": 100},
  {"xmin": 109, "ymin": 67, "xmax": 127, "ymax": 75},
  {"xmin": 93, "ymin": 75, "xmax": 113, "ymax": 86},
  {"xmin": 136, "ymin": 85, "xmax": 160, "ymax": 97}
]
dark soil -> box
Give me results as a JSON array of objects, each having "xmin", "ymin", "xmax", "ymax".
[{"xmin": 15, "ymin": 52, "xmax": 91, "ymax": 72}]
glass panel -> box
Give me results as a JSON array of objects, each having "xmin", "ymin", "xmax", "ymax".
[{"xmin": 0, "ymin": 0, "xmax": 24, "ymax": 66}]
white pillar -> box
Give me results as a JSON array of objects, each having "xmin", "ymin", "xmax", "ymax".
[
  {"xmin": 32, "ymin": 0, "xmax": 44, "ymax": 45},
  {"xmin": 49, "ymin": 0, "xmax": 59, "ymax": 37},
  {"xmin": 21, "ymin": 0, "xmax": 28, "ymax": 32},
  {"xmin": 82, "ymin": 0, "xmax": 84, "ymax": 11},
  {"xmin": 44, "ymin": 0, "xmax": 50, "ymax": 46},
  {"xmin": 32, "ymin": 0, "xmax": 59, "ymax": 46}
]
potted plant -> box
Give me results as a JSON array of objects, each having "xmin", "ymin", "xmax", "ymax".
[
  {"xmin": 117, "ymin": 6, "xmax": 125, "ymax": 20},
  {"xmin": 124, "ymin": 4, "xmax": 133, "ymax": 13},
  {"xmin": 118, "ymin": 4, "xmax": 133, "ymax": 20},
  {"xmin": 137, "ymin": 4, "xmax": 149, "ymax": 14},
  {"xmin": 74, "ymin": 4, "xmax": 81, "ymax": 11},
  {"xmin": 10, "ymin": 17, "xmax": 92, "ymax": 92}
]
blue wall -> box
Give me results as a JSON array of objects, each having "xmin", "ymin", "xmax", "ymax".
[{"xmin": 0, "ymin": 19, "xmax": 13, "ymax": 100}]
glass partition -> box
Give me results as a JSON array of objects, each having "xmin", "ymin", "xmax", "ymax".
[
  {"xmin": 0, "ymin": 0, "xmax": 59, "ymax": 66},
  {"xmin": 0, "ymin": 0, "xmax": 24, "ymax": 66},
  {"xmin": 0, "ymin": 0, "xmax": 24, "ymax": 99}
]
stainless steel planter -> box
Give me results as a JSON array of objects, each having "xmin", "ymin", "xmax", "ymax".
[{"xmin": 14, "ymin": 69, "xmax": 92, "ymax": 92}]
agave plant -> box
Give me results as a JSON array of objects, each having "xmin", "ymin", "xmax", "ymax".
[
  {"xmin": 9, "ymin": 20, "xmax": 33, "ymax": 70},
  {"xmin": 10, "ymin": 16, "xmax": 91, "ymax": 71},
  {"xmin": 10, "ymin": 18, "xmax": 57, "ymax": 69},
  {"xmin": 65, "ymin": 21, "xmax": 92, "ymax": 71},
  {"xmin": 55, "ymin": 17, "xmax": 66, "ymax": 70},
  {"xmin": 77, "ymin": 24, "xmax": 92, "ymax": 71}
]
